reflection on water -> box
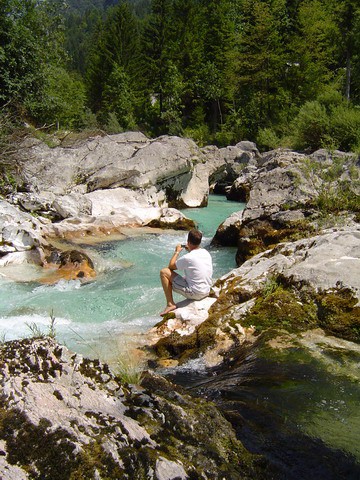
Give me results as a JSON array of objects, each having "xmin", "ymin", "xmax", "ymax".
[{"xmin": 165, "ymin": 335, "xmax": 360, "ymax": 478}]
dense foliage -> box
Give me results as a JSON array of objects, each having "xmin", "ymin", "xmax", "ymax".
[{"xmin": 1, "ymin": 0, "xmax": 360, "ymax": 151}]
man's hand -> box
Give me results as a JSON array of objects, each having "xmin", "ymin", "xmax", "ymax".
[
  {"xmin": 169, "ymin": 244, "xmax": 183, "ymax": 270},
  {"xmin": 175, "ymin": 244, "xmax": 183, "ymax": 253}
]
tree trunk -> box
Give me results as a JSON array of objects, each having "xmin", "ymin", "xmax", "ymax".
[{"xmin": 345, "ymin": 50, "xmax": 351, "ymax": 101}]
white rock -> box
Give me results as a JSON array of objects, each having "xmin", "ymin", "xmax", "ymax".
[{"xmin": 155, "ymin": 457, "xmax": 188, "ymax": 480}]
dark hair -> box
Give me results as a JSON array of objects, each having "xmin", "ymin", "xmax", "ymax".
[{"xmin": 188, "ymin": 229, "xmax": 202, "ymax": 246}]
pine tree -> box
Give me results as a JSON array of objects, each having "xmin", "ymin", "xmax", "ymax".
[
  {"xmin": 86, "ymin": 2, "xmax": 141, "ymax": 121},
  {"xmin": 0, "ymin": 0, "xmax": 86, "ymax": 128},
  {"xmin": 0, "ymin": 0, "xmax": 59, "ymax": 108},
  {"xmin": 141, "ymin": 0, "xmax": 172, "ymax": 116},
  {"xmin": 293, "ymin": 0, "xmax": 341, "ymax": 100},
  {"xmin": 327, "ymin": 0, "xmax": 360, "ymax": 101},
  {"xmin": 231, "ymin": 0, "xmax": 290, "ymax": 137},
  {"xmin": 197, "ymin": 0, "xmax": 235, "ymax": 132}
]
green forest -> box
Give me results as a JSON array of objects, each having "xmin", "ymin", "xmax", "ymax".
[{"xmin": 1, "ymin": 0, "xmax": 360, "ymax": 152}]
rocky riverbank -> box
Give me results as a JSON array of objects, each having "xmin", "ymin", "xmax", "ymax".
[
  {"xmin": 0, "ymin": 132, "xmax": 257, "ymax": 281},
  {"xmin": 151, "ymin": 225, "xmax": 360, "ymax": 366},
  {"xmin": 150, "ymin": 147, "xmax": 359, "ymax": 366},
  {"xmin": 0, "ymin": 133, "xmax": 359, "ymax": 478},
  {"xmin": 0, "ymin": 337, "xmax": 265, "ymax": 480}
]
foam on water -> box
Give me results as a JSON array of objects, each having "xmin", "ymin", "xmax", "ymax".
[
  {"xmin": 0, "ymin": 313, "xmax": 71, "ymax": 343},
  {"xmin": 0, "ymin": 195, "xmax": 243, "ymax": 356},
  {"xmin": 33, "ymin": 279, "xmax": 82, "ymax": 293}
]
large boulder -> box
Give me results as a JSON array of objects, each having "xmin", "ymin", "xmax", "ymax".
[
  {"xmin": 18, "ymin": 133, "xmax": 208, "ymax": 208},
  {"xmin": 18, "ymin": 133, "xmax": 261, "ymax": 212},
  {"xmin": 18, "ymin": 132, "xmax": 149, "ymax": 195},
  {"xmin": 213, "ymin": 148, "xmax": 360, "ymax": 264},
  {"xmin": 0, "ymin": 337, "xmax": 261, "ymax": 479},
  {"xmin": 151, "ymin": 226, "xmax": 360, "ymax": 365},
  {"xmin": 9, "ymin": 133, "xmax": 260, "ymax": 248},
  {"xmin": 245, "ymin": 151, "xmax": 317, "ymax": 219}
]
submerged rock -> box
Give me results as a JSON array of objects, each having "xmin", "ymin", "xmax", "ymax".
[
  {"xmin": 0, "ymin": 337, "xmax": 262, "ymax": 479},
  {"xmin": 40, "ymin": 249, "xmax": 96, "ymax": 284}
]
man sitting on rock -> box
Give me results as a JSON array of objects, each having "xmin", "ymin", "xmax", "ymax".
[{"xmin": 160, "ymin": 229, "xmax": 213, "ymax": 316}]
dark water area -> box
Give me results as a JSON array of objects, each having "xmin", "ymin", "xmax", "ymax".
[{"xmin": 165, "ymin": 337, "xmax": 360, "ymax": 479}]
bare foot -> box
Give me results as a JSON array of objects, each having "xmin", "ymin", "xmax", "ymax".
[{"xmin": 159, "ymin": 304, "xmax": 177, "ymax": 317}]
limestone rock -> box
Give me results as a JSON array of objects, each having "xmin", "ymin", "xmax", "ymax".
[
  {"xmin": 0, "ymin": 198, "xmax": 48, "ymax": 266},
  {"xmin": 11, "ymin": 191, "xmax": 56, "ymax": 214},
  {"xmin": 213, "ymin": 148, "xmax": 360, "ymax": 265},
  {"xmin": 152, "ymin": 227, "xmax": 360, "ymax": 364},
  {"xmin": 18, "ymin": 133, "xmax": 205, "ymax": 205},
  {"xmin": 244, "ymin": 149, "xmax": 318, "ymax": 219},
  {"xmin": 53, "ymin": 193, "xmax": 92, "ymax": 218},
  {"xmin": 212, "ymin": 211, "xmax": 244, "ymax": 246},
  {"xmin": 226, "ymin": 165, "xmax": 260, "ymax": 202},
  {"xmin": 202, "ymin": 141, "xmax": 260, "ymax": 194},
  {"xmin": 0, "ymin": 337, "xmax": 258, "ymax": 479},
  {"xmin": 155, "ymin": 457, "xmax": 188, "ymax": 480},
  {"xmin": 178, "ymin": 162, "xmax": 209, "ymax": 207},
  {"xmin": 146, "ymin": 207, "xmax": 195, "ymax": 230},
  {"xmin": 150, "ymin": 297, "xmax": 218, "ymax": 344},
  {"xmin": 223, "ymin": 227, "xmax": 359, "ymax": 297},
  {"xmin": 8, "ymin": 133, "xmax": 257, "ymax": 245}
]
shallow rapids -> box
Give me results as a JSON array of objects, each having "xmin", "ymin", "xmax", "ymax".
[{"xmin": 0, "ymin": 195, "xmax": 242, "ymax": 358}]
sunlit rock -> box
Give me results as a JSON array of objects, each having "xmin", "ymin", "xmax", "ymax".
[
  {"xmin": 0, "ymin": 337, "xmax": 259, "ymax": 478},
  {"xmin": 40, "ymin": 249, "xmax": 96, "ymax": 284}
]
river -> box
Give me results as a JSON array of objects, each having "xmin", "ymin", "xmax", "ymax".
[
  {"xmin": 1, "ymin": 194, "xmax": 360, "ymax": 477},
  {"xmin": 0, "ymin": 195, "xmax": 242, "ymax": 359}
]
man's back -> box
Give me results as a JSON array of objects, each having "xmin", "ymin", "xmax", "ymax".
[{"xmin": 176, "ymin": 248, "xmax": 213, "ymax": 295}]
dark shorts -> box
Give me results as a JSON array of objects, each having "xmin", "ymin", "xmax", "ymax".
[{"xmin": 172, "ymin": 273, "xmax": 208, "ymax": 301}]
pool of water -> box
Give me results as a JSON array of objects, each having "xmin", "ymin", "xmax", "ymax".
[
  {"xmin": 0, "ymin": 195, "xmax": 243, "ymax": 357},
  {"xmin": 166, "ymin": 336, "xmax": 360, "ymax": 477}
]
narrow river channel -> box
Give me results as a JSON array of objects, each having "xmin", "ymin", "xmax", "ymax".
[
  {"xmin": 0, "ymin": 195, "xmax": 242, "ymax": 358},
  {"xmin": 1, "ymin": 194, "xmax": 359, "ymax": 477}
]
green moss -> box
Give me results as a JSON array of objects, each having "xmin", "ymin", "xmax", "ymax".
[
  {"xmin": 70, "ymin": 441, "xmax": 125, "ymax": 479},
  {"xmin": 0, "ymin": 402, "xmax": 78, "ymax": 479},
  {"xmin": 210, "ymin": 279, "xmax": 253, "ymax": 314},
  {"xmin": 147, "ymin": 217, "xmax": 195, "ymax": 230},
  {"xmin": 153, "ymin": 329, "xmax": 201, "ymax": 360},
  {"xmin": 316, "ymin": 288, "xmax": 360, "ymax": 342},
  {"xmin": 229, "ymin": 281, "xmax": 360, "ymax": 344},
  {"xmin": 136, "ymin": 373, "xmax": 264, "ymax": 479},
  {"xmin": 236, "ymin": 218, "xmax": 316, "ymax": 265},
  {"xmin": 242, "ymin": 285, "xmax": 318, "ymax": 333}
]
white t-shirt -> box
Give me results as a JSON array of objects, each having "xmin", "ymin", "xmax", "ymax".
[{"xmin": 176, "ymin": 248, "xmax": 213, "ymax": 295}]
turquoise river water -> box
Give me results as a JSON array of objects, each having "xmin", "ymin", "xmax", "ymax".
[
  {"xmin": 0, "ymin": 195, "xmax": 242, "ymax": 358},
  {"xmin": 1, "ymin": 194, "xmax": 360, "ymax": 475}
]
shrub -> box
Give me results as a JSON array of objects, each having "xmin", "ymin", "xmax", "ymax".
[
  {"xmin": 291, "ymin": 100, "xmax": 330, "ymax": 150},
  {"xmin": 183, "ymin": 124, "xmax": 211, "ymax": 147},
  {"xmin": 328, "ymin": 105, "xmax": 360, "ymax": 152},
  {"xmin": 257, "ymin": 127, "xmax": 282, "ymax": 151},
  {"xmin": 316, "ymin": 182, "xmax": 360, "ymax": 213},
  {"xmin": 290, "ymin": 87, "xmax": 360, "ymax": 153}
]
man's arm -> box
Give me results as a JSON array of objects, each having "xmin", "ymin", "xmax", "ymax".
[{"xmin": 168, "ymin": 244, "xmax": 183, "ymax": 270}]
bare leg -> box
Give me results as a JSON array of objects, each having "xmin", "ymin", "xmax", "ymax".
[{"xmin": 160, "ymin": 267, "xmax": 177, "ymax": 315}]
